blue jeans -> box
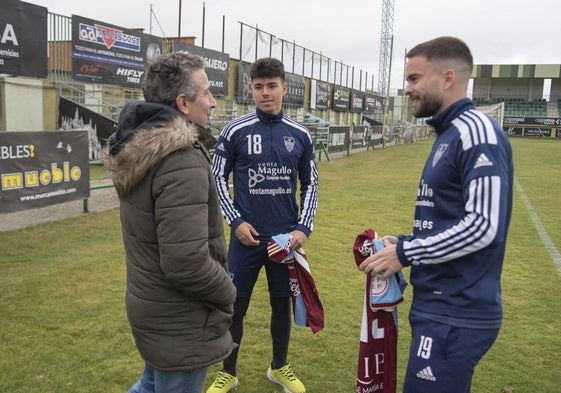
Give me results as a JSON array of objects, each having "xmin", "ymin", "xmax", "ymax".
[{"xmin": 128, "ymin": 362, "xmax": 208, "ymax": 393}]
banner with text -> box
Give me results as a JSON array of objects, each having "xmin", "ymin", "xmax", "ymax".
[
  {"xmin": 0, "ymin": 131, "xmax": 90, "ymax": 213},
  {"xmin": 71, "ymin": 15, "xmax": 162, "ymax": 87},
  {"xmin": 172, "ymin": 42, "xmax": 229, "ymax": 96},
  {"xmin": 351, "ymin": 126, "xmax": 367, "ymax": 148},
  {"xmin": 236, "ymin": 62, "xmax": 305, "ymax": 107},
  {"xmin": 0, "ymin": 0, "xmax": 47, "ymax": 78},
  {"xmin": 350, "ymin": 90, "xmax": 364, "ymax": 113},
  {"xmin": 284, "ymin": 73, "xmax": 305, "ymax": 107},
  {"xmin": 503, "ymin": 116, "xmax": 561, "ymax": 137},
  {"xmin": 364, "ymin": 92, "xmax": 384, "ymax": 114},
  {"xmin": 310, "ymin": 80, "xmax": 332, "ymax": 110},
  {"xmin": 503, "ymin": 117, "xmax": 561, "ymax": 126},
  {"xmin": 328, "ymin": 126, "xmax": 349, "ymax": 152},
  {"xmin": 237, "ymin": 61, "xmax": 253, "ymax": 104},
  {"xmin": 333, "ymin": 86, "xmax": 351, "ymax": 112}
]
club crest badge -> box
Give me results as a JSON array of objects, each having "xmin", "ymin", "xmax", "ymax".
[
  {"xmin": 432, "ymin": 143, "xmax": 448, "ymax": 167},
  {"xmin": 284, "ymin": 136, "xmax": 295, "ymax": 152}
]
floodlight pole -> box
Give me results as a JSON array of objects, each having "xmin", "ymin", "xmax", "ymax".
[
  {"xmin": 382, "ymin": 35, "xmax": 393, "ymax": 148},
  {"xmin": 178, "ymin": 0, "xmax": 182, "ymax": 38},
  {"xmin": 149, "ymin": 4, "xmax": 153, "ymax": 35},
  {"xmin": 202, "ymin": 2, "xmax": 206, "ymax": 48}
]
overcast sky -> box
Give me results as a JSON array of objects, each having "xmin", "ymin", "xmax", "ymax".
[{"xmin": 27, "ymin": 0, "xmax": 561, "ymax": 92}]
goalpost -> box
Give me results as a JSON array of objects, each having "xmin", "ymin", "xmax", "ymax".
[{"xmin": 476, "ymin": 102, "xmax": 505, "ymax": 127}]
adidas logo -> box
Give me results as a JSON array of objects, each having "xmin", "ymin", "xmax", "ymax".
[
  {"xmin": 416, "ymin": 366, "xmax": 436, "ymax": 381},
  {"xmin": 474, "ymin": 153, "xmax": 493, "ymax": 169}
]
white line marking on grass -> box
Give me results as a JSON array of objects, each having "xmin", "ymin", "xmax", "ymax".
[{"xmin": 514, "ymin": 176, "xmax": 561, "ymax": 276}]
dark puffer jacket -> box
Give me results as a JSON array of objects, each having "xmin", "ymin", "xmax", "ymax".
[{"xmin": 102, "ymin": 101, "xmax": 236, "ymax": 371}]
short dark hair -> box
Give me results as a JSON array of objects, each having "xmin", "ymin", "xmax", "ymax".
[
  {"xmin": 250, "ymin": 57, "xmax": 285, "ymax": 82},
  {"xmin": 406, "ymin": 36, "xmax": 473, "ymax": 74},
  {"xmin": 143, "ymin": 52, "xmax": 205, "ymax": 107}
]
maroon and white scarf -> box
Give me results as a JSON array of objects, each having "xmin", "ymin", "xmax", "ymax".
[
  {"xmin": 353, "ymin": 229, "xmax": 405, "ymax": 393},
  {"xmin": 268, "ymin": 234, "xmax": 324, "ymax": 334}
]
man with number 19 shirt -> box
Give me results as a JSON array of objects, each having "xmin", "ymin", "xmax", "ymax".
[
  {"xmin": 209, "ymin": 57, "xmax": 318, "ymax": 393},
  {"xmin": 358, "ymin": 37, "xmax": 513, "ymax": 393}
]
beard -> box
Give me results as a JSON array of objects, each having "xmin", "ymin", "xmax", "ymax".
[{"xmin": 413, "ymin": 92, "xmax": 442, "ymax": 118}]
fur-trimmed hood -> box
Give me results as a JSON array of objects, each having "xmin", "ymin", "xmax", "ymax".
[{"xmin": 102, "ymin": 101, "xmax": 215, "ymax": 195}]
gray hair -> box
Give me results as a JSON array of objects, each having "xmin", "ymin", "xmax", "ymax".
[{"xmin": 142, "ymin": 52, "xmax": 205, "ymax": 107}]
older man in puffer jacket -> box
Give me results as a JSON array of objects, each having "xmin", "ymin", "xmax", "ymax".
[{"xmin": 102, "ymin": 52, "xmax": 236, "ymax": 393}]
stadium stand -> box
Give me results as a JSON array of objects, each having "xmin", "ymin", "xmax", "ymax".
[{"xmin": 473, "ymin": 97, "xmax": 549, "ymax": 117}]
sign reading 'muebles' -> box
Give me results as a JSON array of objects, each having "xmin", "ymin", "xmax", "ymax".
[{"xmin": 0, "ymin": 131, "xmax": 90, "ymax": 213}]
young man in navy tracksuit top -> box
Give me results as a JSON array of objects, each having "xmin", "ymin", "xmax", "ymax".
[
  {"xmin": 208, "ymin": 58, "xmax": 318, "ymax": 393},
  {"xmin": 358, "ymin": 37, "xmax": 513, "ymax": 393}
]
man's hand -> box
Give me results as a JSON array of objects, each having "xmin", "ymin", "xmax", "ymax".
[
  {"xmin": 358, "ymin": 243, "xmax": 403, "ymax": 278},
  {"xmin": 289, "ymin": 230, "xmax": 308, "ymax": 251},
  {"xmin": 234, "ymin": 222, "xmax": 260, "ymax": 246},
  {"xmin": 381, "ymin": 235, "xmax": 399, "ymax": 246}
]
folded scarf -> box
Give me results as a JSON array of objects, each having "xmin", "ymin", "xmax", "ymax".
[
  {"xmin": 268, "ymin": 234, "xmax": 324, "ymax": 333},
  {"xmin": 353, "ymin": 228, "xmax": 407, "ymax": 393}
]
